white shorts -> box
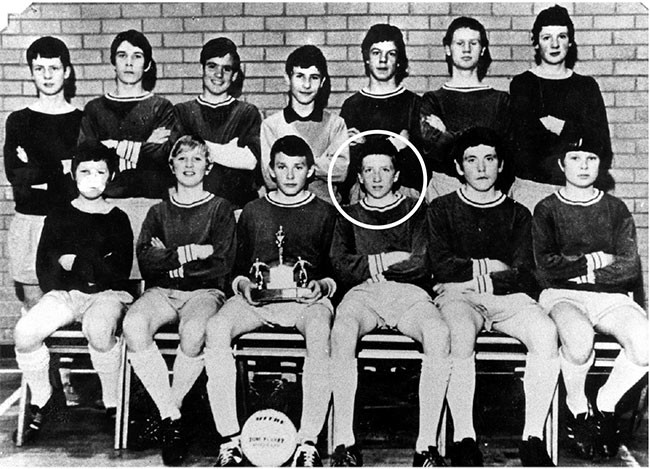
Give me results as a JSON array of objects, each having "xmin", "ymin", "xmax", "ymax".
[
  {"xmin": 223, "ymin": 294, "xmax": 333, "ymax": 328},
  {"xmin": 38, "ymin": 289, "xmax": 133, "ymax": 323},
  {"xmin": 539, "ymin": 288, "xmax": 646, "ymax": 326},
  {"xmin": 8, "ymin": 213, "xmax": 45, "ymax": 284},
  {"xmin": 508, "ymin": 177, "xmax": 560, "ymax": 214},
  {"xmin": 132, "ymin": 287, "xmax": 226, "ymax": 319},
  {"xmin": 339, "ymin": 281, "xmax": 435, "ymax": 328},
  {"xmin": 435, "ymin": 291, "xmax": 545, "ymax": 331}
]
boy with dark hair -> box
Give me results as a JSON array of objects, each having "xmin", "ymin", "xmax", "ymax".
[
  {"xmin": 339, "ymin": 24, "xmax": 424, "ymax": 204},
  {"xmin": 4, "ymin": 36, "xmax": 82, "ymax": 314},
  {"xmin": 533, "ymin": 138, "xmax": 647, "ymax": 460},
  {"xmin": 329, "ymin": 138, "xmax": 450, "ymax": 467},
  {"xmin": 420, "ymin": 17, "xmax": 511, "ymax": 200},
  {"xmin": 261, "ymin": 45, "xmax": 349, "ymax": 204},
  {"xmin": 427, "ymin": 127, "xmax": 559, "ymax": 466},
  {"xmin": 13, "ymin": 143, "xmax": 133, "ymax": 444},
  {"xmin": 175, "ymin": 37, "xmax": 262, "ymax": 210},
  {"xmin": 205, "ymin": 135, "xmax": 336, "ymax": 467},
  {"xmin": 122, "ymin": 135, "xmax": 236, "ymax": 466},
  {"xmin": 509, "ymin": 5, "xmax": 613, "ymax": 212}
]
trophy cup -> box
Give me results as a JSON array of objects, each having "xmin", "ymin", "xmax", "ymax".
[{"xmin": 249, "ymin": 226, "xmax": 313, "ymax": 303}]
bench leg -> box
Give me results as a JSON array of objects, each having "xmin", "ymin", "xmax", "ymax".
[
  {"xmin": 544, "ymin": 382, "xmax": 559, "ymax": 465},
  {"xmin": 120, "ymin": 358, "xmax": 133, "ymax": 450},
  {"xmin": 326, "ymin": 399, "xmax": 334, "ymax": 456},
  {"xmin": 15, "ymin": 376, "xmax": 29, "ymax": 447},
  {"xmin": 438, "ymin": 401, "xmax": 448, "ymax": 457},
  {"xmin": 114, "ymin": 339, "xmax": 128, "ymax": 450}
]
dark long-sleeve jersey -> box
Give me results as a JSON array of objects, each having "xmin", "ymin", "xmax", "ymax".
[
  {"xmin": 234, "ymin": 193, "xmax": 336, "ymax": 286},
  {"xmin": 420, "ymin": 85, "xmax": 512, "ymax": 188},
  {"xmin": 4, "ymin": 108, "xmax": 82, "ymax": 215},
  {"xmin": 339, "ymin": 87, "xmax": 425, "ymax": 196},
  {"xmin": 532, "ymin": 190, "xmax": 641, "ymax": 294},
  {"xmin": 36, "ymin": 204, "xmax": 133, "ymax": 294},
  {"xmin": 510, "ymin": 71, "xmax": 613, "ymax": 189},
  {"xmin": 174, "ymin": 97, "xmax": 262, "ymax": 209},
  {"xmin": 78, "ymin": 92, "xmax": 176, "ymax": 199},
  {"xmin": 427, "ymin": 189, "xmax": 539, "ymax": 297},
  {"xmin": 330, "ymin": 195, "xmax": 430, "ymax": 292},
  {"xmin": 137, "ymin": 193, "xmax": 236, "ymax": 292}
]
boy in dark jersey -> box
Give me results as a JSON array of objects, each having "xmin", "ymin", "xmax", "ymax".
[
  {"xmin": 509, "ymin": 5, "xmax": 613, "ymax": 212},
  {"xmin": 261, "ymin": 45, "xmax": 349, "ymax": 204},
  {"xmin": 4, "ymin": 36, "xmax": 82, "ymax": 313},
  {"xmin": 13, "ymin": 143, "xmax": 133, "ymax": 444},
  {"xmin": 339, "ymin": 24, "xmax": 424, "ymax": 203},
  {"xmin": 533, "ymin": 139, "xmax": 647, "ymax": 460},
  {"xmin": 329, "ymin": 138, "xmax": 449, "ymax": 467},
  {"xmin": 421, "ymin": 17, "xmax": 511, "ymax": 200},
  {"xmin": 205, "ymin": 135, "xmax": 336, "ymax": 467},
  {"xmin": 427, "ymin": 127, "xmax": 558, "ymax": 466},
  {"xmin": 122, "ymin": 135, "xmax": 236, "ymax": 466},
  {"xmin": 174, "ymin": 38, "xmax": 262, "ymax": 210}
]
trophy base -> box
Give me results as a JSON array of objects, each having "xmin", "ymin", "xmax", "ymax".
[{"xmin": 250, "ymin": 287, "xmax": 312, "ymax": 303}]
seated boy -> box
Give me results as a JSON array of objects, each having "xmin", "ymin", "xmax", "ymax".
[
  {"xmin": 426, "ymin": 127, "xmax": 558, "ymax": 466},
  {"xmin": 205, "ymin": 135, "xmax": 336, "ymax": 467},
  {"xmin": 533, "ymin": 138, "xmax": 648, "ymax": 460},
  {"xmin": 122, "ymin": 135, "xmax": 236, "ymax": 466},
  {"xmin": 329, "ymin": 138, "xmax": 450, "ymax": 467},
  {"xmin": 13, "ymin": 143, "xmax": 133, "ymax": 444}
]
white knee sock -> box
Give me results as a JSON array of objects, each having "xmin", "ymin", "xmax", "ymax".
[
  {"xmin": 298, "ymin": 357, "xmax": 331, "ymax": 444},
  {"xmin": 89, "ymin": 339, "xmax": 122, "ymax": 409},
  {"xmin": 331, "ymin": 358, "xmax": 357, "ymax": 447},
  {"xmin": 129, "ymin": 342, "xmax": 179, "ymax": 421},
  {"xmin": 522, "ymin": 353, "xmax": 560, "ymax": 439},
  {"xmin": 15, "ymin": 344, "xmax": 52, "ymax": 408},
  {"xmin": 171, "ymin": 346, "xmax": 204, "ymax": 409},
  {"xmin": 447, "ymin": 354, "xmax": 476, "ymax": 441},
  {"xmin": 416, "ymin": 356, "xmax": 452, "ymax": 452},
  {"xmin": 597, "ymin": 350, "xmax": 648, "ymax": 413},
  {"xmin": 204, "ymin": 346, "xmax": 240, "ymax": 437},
  {"xmin": 560, "ymin": 347, "xmax": 593, "ymax": 417}
]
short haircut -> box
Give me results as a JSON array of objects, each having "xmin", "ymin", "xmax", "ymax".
[
  {"xmin": 269, "ymin": 135, "xmax": 315, "ymax": 167},
  {"xmin": 532, "ymin": 4, "xmax": 578, "ymax": 69},
  {"xmin": 451, "ymin": 127, "xmax": 508, "ymax": 186},
  {"xmin": 361, "ymin": 24, "xmax": 409, "ymax": 85},
  {"xmin": 357, "ymin": 137, "xmax": 400, "ymax": 173},
  {"xmin": 26, "ymin": 36, "xmax": 71, "ymax": 69},
  {"xmin": 443, "ymin": 17, "xmax": 492, "ymax": 81},
  {"xmin": 72, "ymin": 143, "xmax": 118, "ymax": 178},
  {"xmin": 110, "ymin": 30, "xmax": 157, "ymax": 91},
  {"xmin": 285, "ymin": 45, "xmax": 331, "ymax": 110},
  {"xmin": 169, "ymin": 135, "xmax": 210, "ymax": 165},
  {"xmin": 200, "ymin": 37, "xmax": 244, "ymax": 98}
]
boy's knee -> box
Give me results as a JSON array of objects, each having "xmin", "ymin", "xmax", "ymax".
[
  {"xmin": 14, "ymin": 317, "xmax": 42, "ymax": 351},
  {"xmin": 122, "ymin": 312, "xmax": 152, "ymax": 350},
  {"xmin": 83, "ymin": 320, "xmax": 116, "ymax": 352},
  {"xmin": 178, "ymin": 320, "xmax": 207, "ymax": 357},
  {"xmin": 205, "ymin": 313, "xmax": 236, "ymax": 349}
]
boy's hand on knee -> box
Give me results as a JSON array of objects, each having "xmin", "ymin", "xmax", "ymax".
[
  {"xmin": 58, "ymin": 254, "xmax": 77, "ymax": 271},
  {"xmin": 299, "ymin": 280, "xmax": 324, "ymax": 304},
  {"xmin": 239, "ymin": 279, "xmax": 262, "ymax": 306}
]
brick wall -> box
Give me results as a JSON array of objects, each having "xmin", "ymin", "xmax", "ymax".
[{"xmin": 0, "ymin": 2, "xmax": 647, "ymax": 343}]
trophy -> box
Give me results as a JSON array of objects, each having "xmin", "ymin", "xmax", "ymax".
[{"xmin": 249, "ymin": 226, "xmax": 313, "ymax": 303}]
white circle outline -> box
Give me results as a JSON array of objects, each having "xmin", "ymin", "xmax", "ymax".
[{"xmin": 327, "ymin": 129, "xmax": 428, "ymax": 230}]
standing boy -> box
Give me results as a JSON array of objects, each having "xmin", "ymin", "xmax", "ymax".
[
  {"xmin": 339, "ymin": 24, "xmax": 424, "ymax": 203},
  {"xmin": 123, "ymin": 136, "xmax": 236, "ymax": 466},
  {"xmin": 261, "ymin": 45, "xmax": 349, "ymax": 204},
  {"xmin": 509, "ymin": 5, "xmax": 613, "ymax": 212},
  {"xmin": 420, "ymin": 17, "xmax": 511, "ymax": 200},
  {"xmin": 175, "ymin": 37, "xmax": 262, "ymax": 210},
  {"xmin": 329, "ymin": 138, "xmax": 450, "ymax": 467},
  {"xmin": 427, "ymin": 127, "xmax": 559, "ymax": 466},
  {"xmin": 533, "ymin": 138, "xmax": 647, "ymax": 460},
  {"xmin": 13, "ymin": 143, "xmax": 133, "ymax": 444},
  {"xmin": 205, "ymin": 135, "xmax": 336, "ymax": 467}
]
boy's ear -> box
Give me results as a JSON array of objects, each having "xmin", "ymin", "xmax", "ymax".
[
  {"xmin": 497, "ymin": 159, "xmax": 504, "ymax": 173},
  {"xmin": 393, "ymin": 170, "xmax": 400, "ymax": 183},
  {"xmin": 557, "ymin": 158, "xmax": 565, "ymax": 173},
  {"xmin": 307, "ymin": 165, "xmax": 315, "ymax": 179},
  {"xmin": 268, "ymin": 163, "xmax": 276, "ymax": 180},
  {"xmin": 444, "ymin": 45, "xmax": 452, "ymax": 57},
  {"xmin": 284, "ymin": 73, "xmax": 291, "ymax": 87},
  {"xmin": 454, "ymin": 160, "xmax": 464, "ymax": 177},
  {"xmin": 64, "ymin": 66, "xmax": 71, "ymax": 80}
]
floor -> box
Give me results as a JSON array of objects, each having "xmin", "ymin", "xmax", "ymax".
[{"xmin": 0, "ymin": 357, "xmax": 647, "ymax": 467}]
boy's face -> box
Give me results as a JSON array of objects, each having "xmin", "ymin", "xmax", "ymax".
[
  {"xmin": 536, "ymin": 25, "xmax": 571, "ymax": 66},
  {"xmin": 114, "ymin": 41, "xmax": 147, "ymax": 86},
  {"xmin": 366, "ymin": 41, "xmax": 399, "ymax": 83},
  {"xmin": 269, "ymin": 152, "xmax": 314, "ymax": 197},
  {"xmin": 358, "ymin": 153, "xmax": 399, "ymax": 200},
  {"xmin": 446, "ymin": 27, "xmax": 483, "ymax": 73},
  {"xmin": 31, "ymin": 55, "xmax": 69, "ymax": 96},
  {"xmin": 287, "ymin": 65, "xmax": 324, "ymax": 106},
  {"xmin": 203, "ymin": 53, "xmax": 238, "ymax": 98},
  {"xmin": 560, "ymin": 151, "xmax": 600, "ymax": 189},
  {"xmin": 75, "ymin": 160, "xmax": 111, "ymax": 200},
  {"xmin": 170, "ymin": 147, "xmax": 210, "ymax": 189},
  {"xmin": 456, "ymin": 144, "xmax": 502, "ymax": 192}
]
